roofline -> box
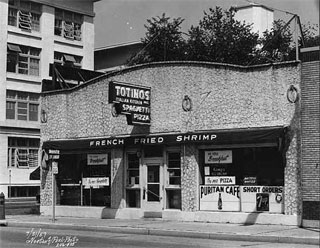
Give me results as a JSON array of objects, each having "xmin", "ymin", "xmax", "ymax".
[
  {"xmin": 232, "ymin": 4, "xmax": 274, "ymax": 12},
  {"xmin": 95, "ymin": 41, "xmax": 142, "ymax": 52},
  {"xmin": 42, "ymin": 60, "xmax": 300, "ymax": 96}
]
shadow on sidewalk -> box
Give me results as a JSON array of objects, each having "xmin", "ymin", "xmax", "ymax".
[{"xmin": 241, "ymin": 212, "xmax": 260, "ymax": 226}]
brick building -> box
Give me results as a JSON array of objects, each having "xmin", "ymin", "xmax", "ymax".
[
  {"xmin": 40, "ymin": 60, "xmax": 304, "ymax": 225},
  {"xmin": 300, "ymin": 46, "xmax": 320, "ymax": 228}
]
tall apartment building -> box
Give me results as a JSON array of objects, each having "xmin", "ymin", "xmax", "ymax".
[{"xmin": 0, "ymin": 0, "xmax": 99, "ymax": 198}]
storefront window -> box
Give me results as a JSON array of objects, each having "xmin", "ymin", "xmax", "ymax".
[
  {"xmin": 126, "ymin": 153, "xmax": 140, "ymax": 208},
  {"xmin": 200, "ymin": 147, "xmax": 284, "ymax": 186},
  {"xmin": 56, "ymin": 152, "xmax": 111, "ymax": 207},
  {"xmin": 166, "ymin": 151, "xmax": 181, "ymax": 209},
  {"xmin": 199, "ymin": 147, "xmax": 284, "ymax": 213}
]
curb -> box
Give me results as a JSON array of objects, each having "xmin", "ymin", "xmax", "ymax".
[{"xmin": 6, "ymin": 221, "xmax": 320, "ymax": 245}]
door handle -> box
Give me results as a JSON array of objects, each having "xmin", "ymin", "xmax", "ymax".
[{"xmin": 143, "ymin": 187, "xmax": 146, "ymax": 200}]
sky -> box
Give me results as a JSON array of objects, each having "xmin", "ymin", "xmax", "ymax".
[{"xmin": 94, "ymin": 0, "xmax": 320, "ymax": 48}]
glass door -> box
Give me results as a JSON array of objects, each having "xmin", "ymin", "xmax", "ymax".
[{"xmin": 143, "ymin": 159, "xmax": 163, "ymax": 212}]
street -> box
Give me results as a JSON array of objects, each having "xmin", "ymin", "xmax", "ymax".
[{"xmin": 0, "ymin": 226, "xmax": 318, "ymax": 248}]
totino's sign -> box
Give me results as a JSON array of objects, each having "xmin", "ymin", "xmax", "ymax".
[{"xmin": 109, "ymin": 81, "xmax": 151, "ymax": 125}]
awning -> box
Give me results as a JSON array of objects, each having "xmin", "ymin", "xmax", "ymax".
[
  {"xmin": 63, "ymin": 54, "xmax": 76, "ymax": 63},
  {"xmin": 29, "ymin": 166, "xmax": 40, "ymax": 180},
  {"xmin": 42, "ymin": 126, "xmax": 287, "ymax": 152},
  {"xmin": 7, "ymin": 44, "xmax": 22, "ymax": 53}
]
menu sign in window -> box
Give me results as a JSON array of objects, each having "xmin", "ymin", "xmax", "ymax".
[
  {"xmin": 205, "ymin": 150, "xmax": 232, "ymax": 164},
  {"xmin": 109, "ymin": 81, "xmax": 151, "ymax": 125},
  {"xmin": 87, "ymin": 154, "xmax": 108, "ymax": 165}
]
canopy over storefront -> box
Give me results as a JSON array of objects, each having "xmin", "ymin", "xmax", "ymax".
[{"xmin": 42, "ymin": 126, "xmax": 286, "ymax": 152}]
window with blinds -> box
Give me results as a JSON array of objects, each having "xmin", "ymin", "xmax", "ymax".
[
  {"xmin": 55, "ymin": 8, "xmax": 83, "ymax": 41},
  {"xmin": 7, "ymin": 43, "xmax": 41, "ymax": 76},
  {"xmin": 8, "ymin": 137, "xmax": 40, "ymax": 168},
  {"xmin": 8, "ymin": 0, "xmax": 41, "ymax": 32}
]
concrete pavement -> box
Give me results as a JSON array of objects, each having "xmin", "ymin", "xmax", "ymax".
[{"xmin": 2, "ymin": 215, "xmax": 320, "ymax": 245}]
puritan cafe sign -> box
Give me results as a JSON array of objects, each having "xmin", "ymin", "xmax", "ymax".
[{"xmin": 109, "ymin": 81, "xmax": 151, "ymax": 125}]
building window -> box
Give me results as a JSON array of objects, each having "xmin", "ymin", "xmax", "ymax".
[
  {"xmin": 54, "ymin": 52, "xmax": 82, "ymax": 68},
  {"xmin": 167, "ymin": 152, "xmax": 181, "ymax": 185},
  {"xmin": 200, "ymin": 147, "xmax": 284, "ymax": 186},
  {"xmin": 6, "ymin": 90, "xmax": 40, "ymax": 121},
  {"xmin": 8, "ymin": 0, "xmax": 41, "ymax": 32},
  {"xmin": 127, "ymin": 153, "xmax": 140, "ymax": 186},
  {"xmin": 55, "ymin": 8, "xmax": 83, "ymax": 41},
  {"xmin": 8, "ymin": 137, "xmax": 40, "ymax": 168},
  {"xmin": 9, "ymin": 186, "xmax": 39, "ymax": 198},
  {"xmin": 7, "ymin": 43, "xmax": 41, "ymax": 76},
  {"xmin": 126, "ymin": 153, "xmax": 140, "ymax": 208},
  {"xmin": 56, "ymin": 153, "xmax": 111, "ymax": 207},
  {"xmin": 166, "ymin": 152, "xmax": 181, "ymax": 209}
]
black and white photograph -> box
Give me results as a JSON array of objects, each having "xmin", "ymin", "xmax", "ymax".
[{"xmin": 0, "ymin": 0, "xmax": 319, "ymax": 247}]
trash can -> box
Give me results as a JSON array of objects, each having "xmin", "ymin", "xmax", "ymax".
[{"xmin": 0, "ymin": 192, "xmax": 5, "ymax": 220}]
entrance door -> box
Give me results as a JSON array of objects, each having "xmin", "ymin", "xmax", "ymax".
[{"xmin": 143, "ymin": 159, "xmax": 163, "ymax": 212}]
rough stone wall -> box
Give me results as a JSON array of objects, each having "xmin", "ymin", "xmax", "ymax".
[
  {"xmin": 40, "ymin": 165, "xmax": 53, "ymax": 206},
  {"xmin": 41, "ymin": 62, "xmax": 301, "ymax": 140},
  {"xmin": 181, "ymin": 145, "xmax": 199, "ymax": 211},
  {"xmin": 41, "ymin": 61, "xmax": 302, "ymax": 215},
  {"xmin": 111, "ymin": 148, "xmax": 124, "ymax": 209},
  {"xmin": 284, "ymin": 125, "xmax": 302, "ymax": 216}
]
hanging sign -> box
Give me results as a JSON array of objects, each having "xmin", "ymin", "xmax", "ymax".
[
  {"xmin": 199, "ymin": 185, "xmax": 240, "ymax": 211},
  {"xmin": 205, "ymin": 150, "xmax": 232, "ymax": 164},
  {"xmin": 82, "ymin": 177, "xmax": 109, "ymax": 187},
  {"xmin": 109, "ymin": 81, "xmax": 151, "ymax": 125},
  {"xmin": 87, "ymin": 154, "xmax": 108, "ymax": 165}
]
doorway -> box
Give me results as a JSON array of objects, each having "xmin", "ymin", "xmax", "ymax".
[{"xmin": 142, "ymin": 158, "xmax": 164, "ymax": 214}]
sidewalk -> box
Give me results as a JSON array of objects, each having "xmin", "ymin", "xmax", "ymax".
[{"xmin": 2, "ymin": 215, "xmax": 320, "ymax": 245}]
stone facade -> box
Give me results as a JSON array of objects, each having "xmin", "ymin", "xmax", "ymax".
[{"xmin": 41, "ymin": 61, "xmax": 302, "ymax": 220}]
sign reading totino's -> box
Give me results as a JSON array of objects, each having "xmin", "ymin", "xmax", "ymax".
[{"xmin": 109, "ymin": 81, "xmax": 151, "ymax": 125}]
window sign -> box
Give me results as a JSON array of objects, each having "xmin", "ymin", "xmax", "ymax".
[
  {"xmin": 205, "ymin": 176, "xmax": 236, "ymax": 185},
  {"xmin": 52, "ymin": 161, "xmax": 58, "ymax": 174},
  {"xmin": 243, "ymin": 176, "xmax": 257, "ymax": 185},
  {"xmin": 240, "ymin": 186, "xmax": 284, "ymax": 213},
  {"xmin": 109, "ymin": 81, "xmax": 151, "ymax": 125},
  {"xmin": 199, "ymin": 185, "xmax": 240, "ymax": 211},
  {"xmin": 205, "ymin": 150, "xmax": 232, "ymax": 164},
  {"xmin": 204, "ymin": 166, "xmax": 210, "ymax": 176},
  {"xmin": 82, "ymin": 177, "xmax": 109, "ymax": 188},
  {"xmin": 256, "ymin": 193, "xmax": 269, "ymax": 211},
  {"xmin": 87, "ymin": 154, "xmax": 108, "ymax": 165}
]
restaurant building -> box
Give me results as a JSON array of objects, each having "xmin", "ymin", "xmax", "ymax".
[{"xmin": 40, "ymin": 60, "xmax": 302, "ymax": 225}]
